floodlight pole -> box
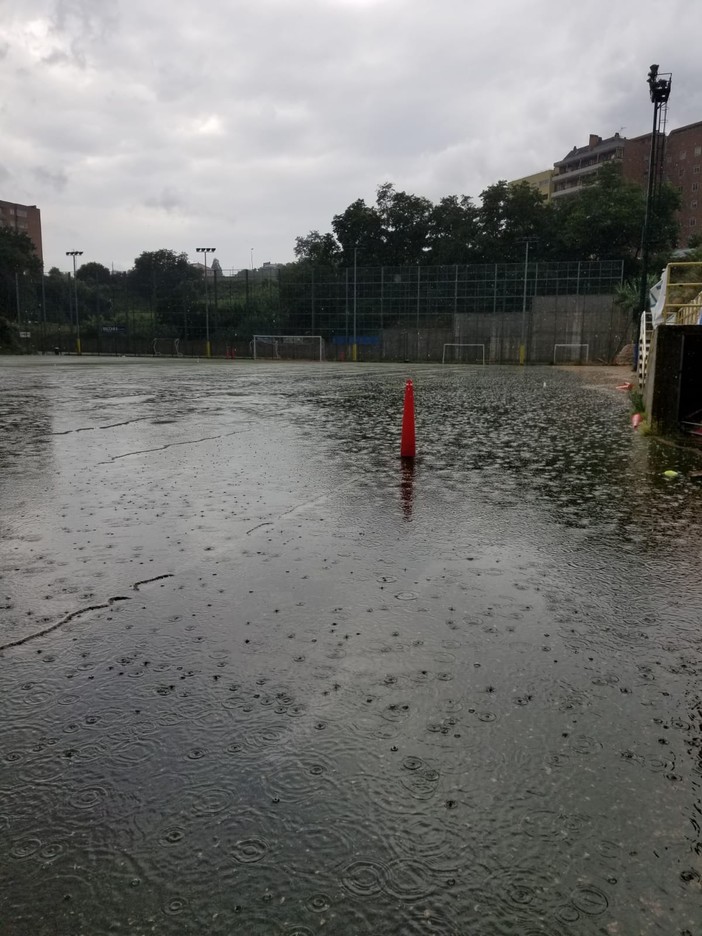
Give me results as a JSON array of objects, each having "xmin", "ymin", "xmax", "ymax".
[
  {"xmin": 518, "ymin": 238, "xmax": 537, "ymax": 365},
  {"xmin": 637, "ymin": 65, "xmax": 672, "ymax": 361},
  {"xmin": 66, "ymin": 251, "xmax": 83, "ymax": 354},
  {"xmin": 196, "ymin": 247, "xmax": 216, "ymax": 357},
  {"xmin": 15, "ymin": 272, "xmax": 20, "ymax": 326},
  {"xmin": 40, "ymin": 262, "xmax": 47, "ymax": 354},
  {"xmin": 352, "ymin": 246, "xmax": 358, "ymax": 362}
]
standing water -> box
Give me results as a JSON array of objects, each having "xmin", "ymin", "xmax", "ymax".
[{"xmin": 1, "ymin": 357, "xmax": 701, "ymax": 935}]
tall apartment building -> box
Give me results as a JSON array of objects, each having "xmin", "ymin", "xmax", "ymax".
[
  {"xmin": 0, "ymin": 200, "xmax": 43, "ymax": 262},
  {"xmin": 540, "ymin": 122, "xmax": 702, "ymax": 246},
  {"xmin": 620, "ymin": 132, "xmax": 654, "ymax": 189},
  {"xmin": 511, "ymin": 168, "xmax": 554, "ymax": 201},
  {"xmin": 551, "ymin": 133, "xmax": 626, "ymax": 200},
  {"xmin": 665, "ymin": 121, "xmax": 702, "ymax": 243}
]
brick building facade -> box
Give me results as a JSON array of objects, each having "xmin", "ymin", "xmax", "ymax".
[
  {"xmin": 0, "ymin": 200, "xmax": 43, "ymax": 262},
  {"xmin": 546, "ymin": 121, "xmax": 702, "ymax": 247},
  {"xmin": 665, "ymin": 121, "xmax": 702, "ymax": 244}
]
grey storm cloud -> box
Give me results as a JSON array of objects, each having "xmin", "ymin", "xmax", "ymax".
[
  {"xmin": 33, "ymin": 166, "xmax": 68, "ymax": 192},
  {"xmin": 144, "ymin": 187, "xmax": 184, "ymax": 213},
  {"xmin": 0, "ymin": 0, "xmax": 700, "ymax": 272}
]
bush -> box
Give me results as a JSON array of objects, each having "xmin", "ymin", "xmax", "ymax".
[{"xmin": 0, "ymin": 316, "xmax": 20, "ymax": 353}]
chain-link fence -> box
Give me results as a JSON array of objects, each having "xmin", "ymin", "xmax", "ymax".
[{"xmin": 4, "ymin": 260, "xmax": 626, "ymax": 363}]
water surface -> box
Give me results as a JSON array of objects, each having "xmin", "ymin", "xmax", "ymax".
[{"xmin": 1, "ymin": 357, "xmax": 701, "ymax": 935}]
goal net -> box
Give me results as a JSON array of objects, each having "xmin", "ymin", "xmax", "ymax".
[
  {"xmin": 553, "ymin": 343, "xmax": 589, "ymax": 364},
  {"xmin": 442, "ymin": 343, "xmax": 486, "ymax": 365},
  {"xmin": 252, "ymin": 335, "xmax": 324, "ymax": 362}
]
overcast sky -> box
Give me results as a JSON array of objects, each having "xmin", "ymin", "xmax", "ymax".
[{"xmin": 2, "ymin": 0, "xmax": 700, "ymax": 273}]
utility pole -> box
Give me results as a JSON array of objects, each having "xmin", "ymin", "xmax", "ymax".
[
  {"xmin": 66, "ymin": 250, "xmax": 83, "ymax": 354},
  {"xmin": 352, "ymin": 246, "xmax": 358, "ymax": 362},
  {"xmin": 518, "ymin": 237, "xmax": 538, "ymax": 365},
  {"xmin": 196, "ymin": 247, "xmax": 216, "ymax": 357}
]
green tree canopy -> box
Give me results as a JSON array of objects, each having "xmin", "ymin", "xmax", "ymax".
[
  {"xmin": 128, "ymin": 249, "xmax": 202, "ymax": 326},
  {"xmin": 374, "ymin": 183, "xmax": 433, "ymax": 266},
  {"xmin": 476, "ymin": 180, "xmax": 557, "ymax": 262},
  {"xmin": 129, "ymin": 249, "xmax": 199, "ymax": 299},
  {"xmin": 293, "ymin": 164, "xmax": 682, "ymax": 274},
  {"xmin": 332, "ymin": 196, "xmax": 386, "ymax": 266},
  {"xmin": 554, "ymin": 161, "xmax": 680, "ymax": 271},
  {"xmin": 294, "ymin": 231, "xmax": 341, "ymax": 267},
  {"xmin": 427, "ymin": 195, "xmax": 480, "ymax": 265},
  {"xmin": 0, "ymin": 226, "xmax": 41, "ymax": 278},
  {"xmin": 76, "ymin": 261, "xmax": 111, "ymax": 284},
  {"xmin": 556, "ymin": 163, "xmax": 646, "ymax": 262},
  {"xmin": 0, "ymin": 227, "xmax": 42, "ymax": 322}
]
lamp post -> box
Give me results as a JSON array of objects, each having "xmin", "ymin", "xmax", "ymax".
[
  {"xmin": 196, "ymin": 247, "xmax": 216, "ymax": 357},
  {"xmin": 66, "ymin": 250, "xmax": 83, "ymax": 354},
  {"xmin": 518, "ymin": 238, "xmax": 537, "ymax": 365},
  {"xmin": 40, "ymin": 262, "xmax": 47, "ymax": 354},
  {"xmin": 352, "ymin": 246, "xmax": 358, "ymax": 362}
]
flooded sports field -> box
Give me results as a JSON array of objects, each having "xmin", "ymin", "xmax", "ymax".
[{"xmin": 1, "ymin": 356, "xmax": 701, "ymax": 935}]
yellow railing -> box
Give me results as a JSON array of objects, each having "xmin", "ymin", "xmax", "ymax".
[{"xmin": 660, "ymin": 262, "xmax": 702, "ymax": 325}]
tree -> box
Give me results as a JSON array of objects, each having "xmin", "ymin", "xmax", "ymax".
[
  {"xmin": 374, "ymin": 183, "xmax": 433, "ymax": 266},
  {"xmin": 647, "ymin": 182, "xmax": 681, "ymax": 262},
  {"xmin": 0, "ymin": 227, "xmax": 42, "ymax": 326},
  {"xmin": 290, "ymin": 166, "xmax": 681, "ymax": 274},
  {"xmin": 0, "ymin": 226, "xmax": 41, "ymax": 279},
  {"xmin": 332, "ymin": 198, "xmax": 385, "ymax": 266},
  {"xmin": 130, "ymin": 250, "xmax": 198, "ymax": 299},
  {"xmin": 476, "ymin": 181, "xmax": 556, "ymax": 262},
  {"xmin": 427, "ymin": 195, "xmax": 480, "ymax": 265},
  {"xmin": 42, "ymin": 267, "xmax": 71, "ymax": 325},
  {"xmin": 128, "ymin": 249, "xmax": 202, "ymax": 329},
  {"xmin": 76, "ymin": 261, "xmax": 111, "ymax": 284},
  {"xmin": 294, "ymin": 231, "xmax": 341, "ymax": 267},
  {"xmin": 554, "ymin": 162, "xmax": 679, "ymax": 272}
]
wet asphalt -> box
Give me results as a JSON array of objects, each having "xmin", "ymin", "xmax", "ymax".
[{"xmin": 1, "ymin": 356, "xmax": 701, "ymax": 935}]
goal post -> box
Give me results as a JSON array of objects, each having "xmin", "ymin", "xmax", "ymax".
[
  {"xmin": 442, "ymin": 343, "xmax": 486, "ymax": 365},
  {"xmin": 252, "ymin": 335, "xmax": 324, "ymax": 362},
  {"xmin": 553, "ymin": 343, "xmax": 589, "ymax": 364}
]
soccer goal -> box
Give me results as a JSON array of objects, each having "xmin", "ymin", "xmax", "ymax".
[
  {"xmin": 252, "ymin": 335, "xmax": 324, "ymax": 362},
  {"xmin": 553, "ymin": 343, "xmax": 589, "ymax": 364},
  {"xmin": 442, "ymin": 343, "xmax": 486, "ymax": 365}
]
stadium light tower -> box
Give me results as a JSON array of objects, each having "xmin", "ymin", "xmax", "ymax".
[
  {"xmin": 637, "ymin": 64, "xmax": 672, "ymax": 367},
  {"xmin": 196, "ymin": 247, "xmax": 216, "ymax": 358},
  {"xmin": 66, "ymin": 250, "xmax": 83, "ymax": 355}
]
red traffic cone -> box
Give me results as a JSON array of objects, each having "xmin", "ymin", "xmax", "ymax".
[{"xmin": 401, "ymin": 379, "xmax": 416, "ymax": 459}]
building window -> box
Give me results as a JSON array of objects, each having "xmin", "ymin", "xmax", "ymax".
[
  {"xmin": 693, "ymin": 182, "xmax": 699, "ymax": 192},
  {"xmin": 695, "ymin": 145, "xmax": 702, "ymax": 156},
  {"xmin": 694, "ymin": 165, "xmax": 701, "ymax": 174},
  {"xmin": 679, "ymin": 169, "xmax": 685, "ymax": 177},
  {"xmin": 680, "ymin": 151, "xmax": 687, "ymax": 160},
  {"xmin": 690, "ymin": 218, "xmax": 697, "ymax": 228},
  {"xmin": 692, "ymin": 200, "xmax": 699, "ymax": 209}
]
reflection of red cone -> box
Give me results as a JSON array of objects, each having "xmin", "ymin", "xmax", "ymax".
[{"xmin": 401, "ymin": 379, "xmax": 416, "ymax": 458}]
